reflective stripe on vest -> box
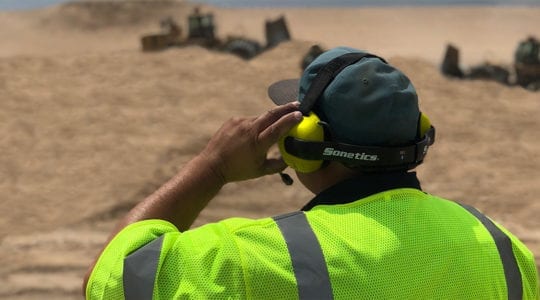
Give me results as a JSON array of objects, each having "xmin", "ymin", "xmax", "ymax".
[
  {"xmin": 459, "ymin": 204, "xmax": 523, "ymax": 300},
  {"xmin": 273, "ymin": 211, "xmax": 334, "ymax": 300},
  {"xmin": 123, "ymin": 235, "xmax": 164, "ymax": 300}
]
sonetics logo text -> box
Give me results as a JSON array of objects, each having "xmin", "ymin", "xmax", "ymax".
[{"xmin": 322, "ymin": 147, "xmax": 379, "ymax": 161}]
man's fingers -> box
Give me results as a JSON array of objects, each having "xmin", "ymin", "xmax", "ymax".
[
  {"xmin": 258, "ymin": 110, "xmax": 302, "ymax": 149},
  {"xmin": 254, "ymin": 102, "xmax": 300, "ymax": 133}
]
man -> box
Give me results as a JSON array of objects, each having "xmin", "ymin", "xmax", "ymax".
[{"xmin": 84, "ymin": 47, "xmax": 539, "ymax": 299}]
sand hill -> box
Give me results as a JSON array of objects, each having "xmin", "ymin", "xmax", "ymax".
[{"xmin": 0, "ymin": 1, "xmax": 539, "ymax": 299}]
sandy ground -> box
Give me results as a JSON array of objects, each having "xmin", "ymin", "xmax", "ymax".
[{"xmin": 0, "ymin": 1, "xmax": 539, "ymax": 299}]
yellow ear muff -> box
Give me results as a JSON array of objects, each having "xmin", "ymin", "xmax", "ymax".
[
  {"xmin": 278, "ymin": 112, "xmax": 325, "ymax": 173},
  {"xmin": 419, "ymin": 113, "xmax": 432, "ymax": 138}
]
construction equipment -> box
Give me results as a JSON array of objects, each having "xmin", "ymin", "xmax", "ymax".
[
  {"xmin": 141, "ymin": 17, "xmax": 183, "ymax": 51},
  {"xmin": 140, "ymin": 7, "xmax": 291, "ymax": 60},
  {"xmin": 441, "ymin": 36, "xmax": 540, "ymax": 91},
  {"xmin": 514, "ymin": 36, "xmax": 540, "ymax": 90},
  {"xmin": 300, "ymin": 44, "xmax": 325, "ymax": 71}
]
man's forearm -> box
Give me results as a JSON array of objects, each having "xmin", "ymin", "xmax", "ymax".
[{"xmin": 98, "ymin": 102, "xmax": 301, "ymax": 244}]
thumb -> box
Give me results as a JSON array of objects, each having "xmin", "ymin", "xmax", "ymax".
[{"xmin": 261, "ymin": 158, "xmax": 287, "ymax": 175}]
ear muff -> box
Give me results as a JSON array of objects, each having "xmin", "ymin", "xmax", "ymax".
[
  {"xmin": 419, "ymin": 113, "xmax": 432, "ymax": 139},
  {"xmin": 278, "ymin": 112, "xmax": 325, "ymax": 173}
]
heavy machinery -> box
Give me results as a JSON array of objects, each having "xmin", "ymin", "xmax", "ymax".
[
  {"xmin": 140, "ymin": 17, "xmax": 183, "ymax": 51},
  {"xmin": 140, "ymin": 7, "xmax": 291, "ymax": 60},
  {"xmin": 441, "ymin": 36, "xmax": 540, "ymax": 91},
  {"xmin": 514, "ymin": 36, "xmax": 540, "ymax": 90},
  {"xmin": 300, "ymin": 44, "xmax": 325, "ymax": 71}
]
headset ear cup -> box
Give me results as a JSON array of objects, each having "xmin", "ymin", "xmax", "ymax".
[
  {"xmin": 419, "ymin": 113, "xmax": 432, "ymax": 138},
  {"xmin": 278, "ymin": 112, "xmax": 325, "ymax": 173}
]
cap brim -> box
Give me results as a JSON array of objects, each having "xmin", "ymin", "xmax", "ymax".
[{"xmin": 267, "ymin": 79, "xmax": 300, "ymax": 105}]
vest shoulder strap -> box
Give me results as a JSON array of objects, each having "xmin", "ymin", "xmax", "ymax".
[
  {"xmin": 273, "ymin": 211, "xmax": 334, "ymax": 299},
  {"xmin": 459, "ymin": 203, "xmax": 523, "ymax": 300},
  {"xmin": 123, "ymin": 235, "xmax": 164, "ymax": 300}
]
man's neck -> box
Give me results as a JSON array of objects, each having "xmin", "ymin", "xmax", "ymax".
[{"xmin": 301, "ymin": 171, "xmax": 422, "ymax": 211}]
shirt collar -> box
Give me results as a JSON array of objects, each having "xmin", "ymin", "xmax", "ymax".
[{"xmin": 301, "ymin": 171, "xmax": 422, "ymax": 211}]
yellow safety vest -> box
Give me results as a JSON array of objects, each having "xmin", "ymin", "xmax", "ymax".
[{"xmin": 86, "ymin": 173, "xmax": 539, "ymax": 299}]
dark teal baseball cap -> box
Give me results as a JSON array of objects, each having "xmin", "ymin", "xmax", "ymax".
[{"xmin": 268, "ymin": 47, "xmax": 421, "ymax": 146}]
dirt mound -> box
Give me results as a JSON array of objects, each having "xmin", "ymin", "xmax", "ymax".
[{"xmin": 39, "ymin": 0, "xmax": 194, "ymax": 30}]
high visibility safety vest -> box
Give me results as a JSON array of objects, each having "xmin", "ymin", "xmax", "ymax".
[{"xmin": 86, "ymin": 173, "xmax": 539, "ymax": 299}]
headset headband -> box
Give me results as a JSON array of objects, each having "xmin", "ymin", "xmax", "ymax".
[{"xmin": 284, "ymin": 126, "xmax": 435, "ymax": 169}]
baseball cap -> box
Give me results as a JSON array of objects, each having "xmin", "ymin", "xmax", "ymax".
[{"xmin": 268, "ymin": 46, "xmax": 421, "ymax": 146}]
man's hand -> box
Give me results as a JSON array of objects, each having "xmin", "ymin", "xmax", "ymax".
[{"xmin": 200, "ymin": 102, "xmax": 302, "ymax": 184}]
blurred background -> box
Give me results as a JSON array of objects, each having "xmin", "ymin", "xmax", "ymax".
[{"xmin": 0, "ymin": 0, "xmax": 539, "ymax": 299}]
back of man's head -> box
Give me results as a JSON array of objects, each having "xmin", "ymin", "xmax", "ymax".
[{"xmin": 268, "ymin": 46, "xmax": 434, "ymax": 174}]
